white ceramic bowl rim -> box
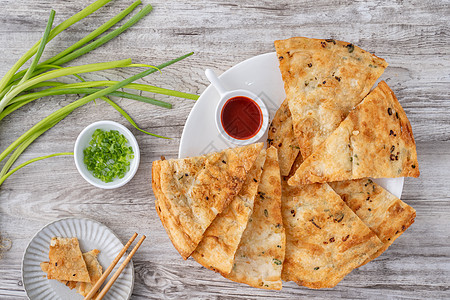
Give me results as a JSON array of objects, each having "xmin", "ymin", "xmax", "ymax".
[
  {"xmin": 73, "ymin": 120, "xmax": 140, "ymax": 189},
  {"xmin": 215, "ymin": 89, "xmax": 270, "ymax": 145}
]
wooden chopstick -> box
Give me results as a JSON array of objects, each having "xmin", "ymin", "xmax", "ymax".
[
  {"xmin": 95, "ymin": 235, "xmax": 146, "ymax": 300},
  {"xmin": 84, "ymin": 232, "xmax": 138, "ymax": 300}
]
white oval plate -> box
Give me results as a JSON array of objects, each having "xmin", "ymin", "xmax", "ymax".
[
  {"xmin": 74, "ymin": 120, "xmax": 141, "ymax": 190},
  {"xmin": 179, "ymin": 52, "xmax": 404, "ymax": 198},
  {"xmin": 22, "ymin": 218, "xmax": 134, "ymax": 300}
]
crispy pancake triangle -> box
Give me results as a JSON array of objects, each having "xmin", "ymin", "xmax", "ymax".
[
  {"xmin": 281, "ymin": 181, "xmax": 383, "ymax": 289},
  {"xmin": 275, "ymin": 37, "xmax": 388, "ymax": 159},
  {"xmin": 152, "ymin": 143, "xmax": 264, "ymax": 259},
  {"xmin": 224, "ymin": 146, "xmax": 285, "ymax": 290},
  {"xmin": 267, "ymin": 98, "xmax": 301, "ymax": 176},
  {"xmin": 41, "ymin": 249, "xmax": 103, "ymax": 297},
  {"xmin": 192, "ymin": 149, "xmax": 267, "ymax": 274},
  {"xmin": 329, "ymin": 178, "xmax": 416, "ymax": 265},
  {"xmin": 288, "ymin": 81, "xmax": 419, "ymax": 185},
  {"xmin": 43, "ymin": 237, "xmax": 90, "ymax": 283}
]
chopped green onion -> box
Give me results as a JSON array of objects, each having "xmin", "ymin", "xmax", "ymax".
[{"xmin": 83, "ymin": 129, "xmax": 134, "ymax": 183}]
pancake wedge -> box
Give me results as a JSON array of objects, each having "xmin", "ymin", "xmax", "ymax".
[
  {"xmin": 42, "ymin": 237, "xmax": 90, "ymax": 283},
  {"xmin": 288, "ymin": 81, "xmax": 419, "ymax": 185},
  {"xmin": 281, "ymin": 181, "xmax": 383, "ymax": 289},
  {"xmin": 267, "ymin": 98, "xmax": 300, "ymax": 176},
  {"xmin": 224, "ymin": 146, "xmax": 285, "ymax": 290},
  {"xmin": 192, "ymin": 149, "xmax": 267, "ymax": 274},
  {"xmin": 152, "ymin": 143, "xmax": 264, "ymax": 259},
  {"xmin": 329, "ymin": 178, "xmax": 416, "ymax": 264},
  {"xmin": 41, "ymin": 249, "xmax": 103, "ymax": 297},
  {"xmin": 275, "ymin": 37, "xmax": 388, "ymax": 159}
]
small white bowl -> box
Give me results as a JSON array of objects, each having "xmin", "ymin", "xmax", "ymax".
[
  {"xmin": 205, "ymin": 69, "xmax": 269, "ymax": 145},
  {"xmin": 74, "ymin": 120, "xmax": 140, "ymax": 189},
  {"xmin": 215, "ymin": 89, "xmax": 269, "ymax": 145}
]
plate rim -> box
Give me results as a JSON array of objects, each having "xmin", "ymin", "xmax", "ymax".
[{"xmin": 21, "ymin": 217, "xmax": 135, "ymax": 300}]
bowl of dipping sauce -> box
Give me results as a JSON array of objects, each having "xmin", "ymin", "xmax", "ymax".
[
  {"xmin": 74, "ymin": 120, "xmax": 140, "ymax": 189},
  {"xmin": 206, "ymin": 69, "xmax": 269, "ymax": 145}
]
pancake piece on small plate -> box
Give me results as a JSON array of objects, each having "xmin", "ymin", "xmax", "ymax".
[
  {"xmin": 152, "ymin": 143, "xmax": 264, "ymax": 259},
  {"xmin": 281, "ymin": 181, "xmax": 383, "ymax": 289},
  {"xmin": 41, "ymin": 249, "xmax": 103, "ymax": 297},
  {"xmin": 41, "ymin": 237, "xmax": 90, "ymax": 283},
  {"xmin": 288, "ymin": 81, "xmax": 419, "ymax": 185},
  {"xmin": 224, "ymin": 146, "xmax": 285, "ymax": 290}
]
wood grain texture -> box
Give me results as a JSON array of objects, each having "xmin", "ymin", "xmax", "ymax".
[{"xmin": 0, "ymin": 0, "xmax": 449, "ymax": 299}]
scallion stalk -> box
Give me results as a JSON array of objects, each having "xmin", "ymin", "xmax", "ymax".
[
  {"xmin": 0, "ymin": 153, "xmax": 74, "ymax": 186},
  {"xmin": 51, "ymin": 4, "xmax": 154, "ymax": 66},
  {"xmin": 2, "ymin": 87, "xmax": 171, "ymax": 120},
  {"xmin": 7, "ymin": 0, "xmax": 142, "ymax": 88},
  {"xmin": 0, "ymin": 0, "xmax": 111, "ymax": 92},
  {"xmin": 0, "ymin": 59, "xmax": 133, "ymax": 111},
  {"xmin": 100, "ymin": 96, "xmax": 160, "ymax": 136},
  {"xmin": 0, "ymin": 52, "xmax": 193, "ymax": 162},
  {"xmin": 0, "ymin": 111, "xmax": 70, "ymax": 177},
  {"xmin": 18, "ymin": 10, "xmax": 56, "ymax": 85},
  {"xmin": 23, "ymin": 81, "xmax": 199, "ymax": 100}
]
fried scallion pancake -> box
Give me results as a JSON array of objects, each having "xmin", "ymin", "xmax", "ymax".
[
  {"xmin": 275, "ymin": 37, "xmax": 388, "ymax": 159},
  {"xmin": 329, "ymin": 178, "xmax": 416, "ymax": 265},
  {"xmin": 192, "ymin": 149, "xmax": 267, "ymax": 274},
  {"xmin": 288, "ymin": 81, "xmax": 419, "ymax": 185},
  {"xmin": 42, "ymin": 237, "xmax": 90, "ymax": 283},
  {"xmin": 41, "ymin": 249, "xmax": 103, "ymax": 297},
  {"xmin": 152, "ymin": 143, "xmax": 264, "ymax": 259},
  {"xmin": 267, "ymin": 98, "xmax": 301, "ymax": 176},
  {"xmin": 281, "ymin": 181, "xmax": 383, "ymax": 289},
  {"xmin": 224, "ymin": 146, "xmax": 285, "ymax": 290}
]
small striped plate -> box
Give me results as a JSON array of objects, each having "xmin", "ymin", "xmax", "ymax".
[{"xmin": 22, "ymin": 218, "xmax": 134, "ymax": 300}]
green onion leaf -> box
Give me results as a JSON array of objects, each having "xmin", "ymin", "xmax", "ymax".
[
  {"xmin": 18, "ymin": 10, "xmax": 56, "ymax": 84},
  {"xmin": 0, "ymin": 0, "xmax": 111, "ymax": 92}
]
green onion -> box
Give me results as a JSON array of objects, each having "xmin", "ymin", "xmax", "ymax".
[
  {"xmin": 0, "ymin": 52, "xmax": 193, "ymax": 163},
  {"xmin": 6, "ymin": 0, "xmax": 141, "ymax": 90},
  {"xmin": 24, "ymin": 81, "xmax": 199, "ymax": 100},
  {"xmin": 0, "ymin": 1, "xmax": 198, "ymax": 187},
  {"xmin": 18, "ymin": 10, "xmax": 55, "ymax": 85},
  {"xmin": 0, "ymin": 59, "xmax": 133, "ymax": 112},
  {"xmin": 100, "ymin": 96, "xmax": 159, "ymax": 137},
  {"xmin": 83, "ymin": 129, "xmax": 134, "ymax": 182},
  {"xmin": 2, "ymin": 88, "xmax": 171, "ymax": 121},
  {"xmin": 0, "ymin": 111, "xmax": 70, "ymax": 178},
  {"xmin": 0, "ymin": 153, "xmax": 74, "ymax": 186},
  {"xmin": 52, "ymin": 4, "xmax": 153, "ymax": 66},
  {"xmin": 39, "ymin": 1, "xmax": 141, "ymax": 68},
  {"xmin": 0, "ymin": 0, "xmax": 111, "ymax": 92},
  {"xmin": 273, "ymin": 258, "xmax": 282, "ymax": 265}
]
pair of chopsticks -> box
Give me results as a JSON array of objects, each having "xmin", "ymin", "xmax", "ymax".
[{"xmin": 84, "ymin": 233, "xmax": 146, "ymax": 300}]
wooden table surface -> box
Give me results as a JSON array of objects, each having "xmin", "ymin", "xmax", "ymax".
[{"xmin": 1, "ymin": 0, "xmax": 449, "ymax": 299}]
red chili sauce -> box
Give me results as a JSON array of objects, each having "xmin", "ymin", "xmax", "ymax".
[{"xmin": 220, "ymin": 96, "xmax": 262, "ymax": 140}]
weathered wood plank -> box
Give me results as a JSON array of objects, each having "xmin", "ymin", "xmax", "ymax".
[{"xmin": 0, "ymin": 0, "xmax": 449, "ymax": 299}]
